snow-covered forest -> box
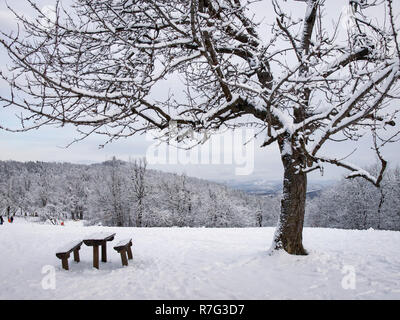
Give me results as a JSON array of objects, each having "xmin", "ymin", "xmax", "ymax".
[
  {"xmin": 0, "ymin": 158, "xmax": 280, "ymax": 228},
  {"xmin": 307, "ymin": 166, "xmax": 400, "ymax": 231},
  {"xmin": 1, "ymin": 159, "xmax": 399, "ymax": 230}
]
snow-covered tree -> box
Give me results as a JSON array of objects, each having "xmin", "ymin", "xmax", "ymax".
[
  {"xmin": 306, "ymin": 165, "xmax": 400, "ymax": 231},
  {"xmin": 108, "ymin": 157, "xmax": 129, "ymax": 226},
  {"xmin": 129, "ymin": 158, "xmax": 147, "ymax": 227},
  {"xmin": 64, "ymin": 169, "xmax": 89, "ymax": 220},
  {"xmin": 1, "ymin": 0, "xmax": 400, "ymax": 254},
  {"xmin": 380, "ymin": 167, "xmax": 400, "ymax": 230},
  {"xmin": 160, "ymin": 174, "xmax": 192, "ymax": 227}
]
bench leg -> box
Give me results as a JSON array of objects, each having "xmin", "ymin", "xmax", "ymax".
[
  {"xmin": 120, "ymin": 250, "xmax": 128, "ymax": 266},
  {"xmin": 73, "ymin": 248, "xmax": 80, "ymax": 263},
  {"xmin": 127, "ymin": 245, "xmax": 133, "ymax": 260},
  {"xmin": 61, "ymin": 257, "xmax": 69, "ymax": 270},
  {"xmin": 101, "ymin": 242, "xmax": 107, "ymax": 263},
  {"xmin": 93, "ymin": 245, "xmax": 99, "ymax": 269}
]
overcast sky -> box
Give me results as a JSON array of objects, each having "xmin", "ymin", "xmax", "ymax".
[{"xmin": 0, "ymin": 0, "xmax": 399, "ymax": 182}]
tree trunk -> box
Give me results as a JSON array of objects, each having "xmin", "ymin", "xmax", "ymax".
[
  {"xmin": 136, "ymin": 210, "xmax": 142, "ymax": 228},
  {"xmin": 272, "ymin": 148, "xmax": 308, "ymax": 255},
  {"xmin": 136, "ymin": 200, "xmax": 143, "ymax": 227}
]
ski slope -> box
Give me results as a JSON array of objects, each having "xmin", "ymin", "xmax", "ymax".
[{"xmin": 0, "ymin": 218, "xmax": 399, "ymax": 299}]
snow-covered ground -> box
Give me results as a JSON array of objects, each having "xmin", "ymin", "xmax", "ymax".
[{"xmin": 0, "ymin": 218, "xmax": 399, "ymax": 299}]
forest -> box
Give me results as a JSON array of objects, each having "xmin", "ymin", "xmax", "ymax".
[
  {"xmin": 306, "ymin": 165, "xmax": 400, "ymax": 231},
  {"xmin": 0, "ymin": 158, "xmax": 279, "ymax": 228},
  {"xmin": 0, "ymin": 159, "xmax": 398, "ymax": 230}
]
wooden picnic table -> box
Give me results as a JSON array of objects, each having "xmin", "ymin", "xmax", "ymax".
[{"xmin": 83, "ymin": 232, "xmax": 116, "ymax": 269}]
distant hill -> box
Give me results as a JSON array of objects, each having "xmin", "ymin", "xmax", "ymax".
[{"xmin": 213, "ymin": 178, "xmax": 336, "ymax": 197}]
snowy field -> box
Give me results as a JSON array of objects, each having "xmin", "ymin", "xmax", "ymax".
[{"xmin": 0, "ymin": 218, "xmax": 399, "ymax": 300}]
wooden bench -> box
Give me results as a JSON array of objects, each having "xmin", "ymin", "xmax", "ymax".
[
  {"xmin": 83, "ymin": 232, "xmax": 116, "ymax": 269},
  {"xmin": 56, "ymin": 240, "xmax": 83, "ymax": 270},
  {"xmin": 113, "ymin": 239, "xmax": 133, "ymax": 266}
]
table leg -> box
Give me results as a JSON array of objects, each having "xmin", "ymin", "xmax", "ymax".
[
  {"xmin": 120, "ymin": 250, "xmax": 128, "ymax": 266},
  {"xmin": 73, "ymin": 248, "xmax": 80, "ymax": 263},
  {"xmin": 127, "ymin": 245, "xmax": 133, "ymax": 260},
  {"xmin": 101, "ymin": 242, "xmax": 107, "ymax": 262},
  {"xmin": 93, "ymin": 245, "xmax": 99, "ymax": 269},
  {"xmin": 61, "ymin": 257, "xmax": 69, "ymax": 270}
]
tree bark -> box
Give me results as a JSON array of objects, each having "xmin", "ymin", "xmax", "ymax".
[{"xmin": 272, "ymin": 146, "xmax": 308, "ymax": 255}]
